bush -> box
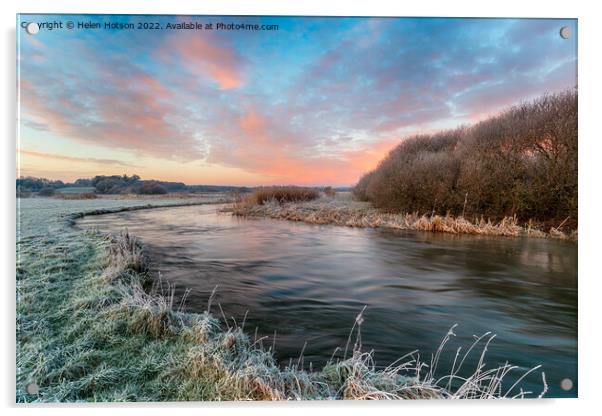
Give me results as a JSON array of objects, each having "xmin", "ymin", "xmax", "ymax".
[
  {"xmin": 92, "ymin": 175, "xmax": 141, "ymax": 194},
  {"xmin": 136, "ymin": 182, "xmax": 168, "ymax": 195},
  {"xmin": 353, "ymin": 89, "xmax": 577, "ymax": 224},
  {"xmin": 37, "ymin": 187, "xmax": 56, "ymax": 197},
  {"xmin": 16, "ymin": 177, "xmax": 64, "ymax": 192},
  {"xmin": 16, "ymin": 188, "xmax": 31, "ymax": 198},
  {"xmin": 323, "ymin": 186, "xmax": 337, "ymax": 197}
]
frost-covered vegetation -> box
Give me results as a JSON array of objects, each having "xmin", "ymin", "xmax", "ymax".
[
  {"xmin": 232, "ymin": 194, "xmax": 576, "ymax": 240},
  {"xmin": 16, "ymin": 198, "xmax": 547, "ymax": 401},
  {"xmin": 235, "ymin": 186, "xmax": 321, "ymax": 208}
]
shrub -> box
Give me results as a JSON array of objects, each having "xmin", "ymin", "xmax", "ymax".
[
  {"xmin": 37, "ymin": 187, "xmax": 56, "ymax": 197},
  {"xmin": 323, "ymin": 186, "xmax": 337, "ymax": 197},
  {"xmin": 16, "ymin": 188, "xmax": 31, "ymax": 198},
  {"xmin": 16, "ymin": 177, "xmax": 64, "ymax": 192},
  {"xmin": 136, "ymin": 182, "xmax": 168, "ymax": 195},
  {"xmin": 353, "ymin": 89, "xmax": 577, "ymax": 225},
  {"xmin": 92, "ymin": 174, "xmax": 141, "ymax": 194}
]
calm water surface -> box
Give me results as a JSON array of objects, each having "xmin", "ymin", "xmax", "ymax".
[{"xmin": 78, "ymin": 204, "xmax": 577, "ymax": 397}]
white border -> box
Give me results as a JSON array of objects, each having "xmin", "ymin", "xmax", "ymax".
[{"xmin": 3, "ymin": 1, "xmax": 601, "ymax": 415}]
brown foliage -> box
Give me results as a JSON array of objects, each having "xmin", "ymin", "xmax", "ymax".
[
  {"xmin": 323, "ymin": 186, "xmax": 337, "ymax": 197},
  {"xmin": 354, "ymin": 89, "xmax": 577, "ymax": 225},
  {"xmin": 37, "ymin": 187, "xmax": 56, "ymax": 197},
  {"xmin": 243, "ymin": 186, "xmax": 320, "ymax": 206},
  {"xmin": 136, "ymin": 181, "xmax": 168, "ymax": 195}
]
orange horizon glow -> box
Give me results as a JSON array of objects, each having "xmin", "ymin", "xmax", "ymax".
[{"xmin": 16, "ymin": 140, "xmax": 399, "ymax": 186}]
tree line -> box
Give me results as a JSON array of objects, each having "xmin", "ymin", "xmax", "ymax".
[
  {"xmin": 354, "ymin": 89, "xmax": 577, "ymax": 226},
  {"xmin": 17, "ymin": 174, "xmax": 252, "ymax": 195}
]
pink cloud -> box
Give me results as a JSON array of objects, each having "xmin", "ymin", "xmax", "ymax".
[
  {"xmin": 166, "ymin": 33, "xmax": 245, "ymax": 90},
  {"xmin": 18, "ymin": 148, "xmax": 138, "ymax": 167},
  {"xmin": 20, "ymin": 69, "xmax": 206, "ymax": 161},
  {"xmin": 207, "ymin": 106, "xmax": 399, "ymax": 185}
]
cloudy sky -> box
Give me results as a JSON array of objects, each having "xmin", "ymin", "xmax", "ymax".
[{"xmin": 17, "ymin": 15, "xmax": 577, "ymax": 186}]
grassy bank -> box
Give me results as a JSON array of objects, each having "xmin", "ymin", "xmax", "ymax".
[
  {"xmin": 17, "ymin": 199, "xmax": 547, "ymax": 401},
  {"xmin": 64, "ymin": 200, "xmax": 228, "ymax": 226},
  {"xmin": 232, "ymin": 194, "xmax": 577, "ymax": 241}
]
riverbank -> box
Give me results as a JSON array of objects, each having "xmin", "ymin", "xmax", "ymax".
[
  {"xmin": 17, "ymin": 198, "xmax": 547, "ymax": 401},
  {"xmin": 231, "ymin": 194, "xmax": 577, "ymax": 241}
]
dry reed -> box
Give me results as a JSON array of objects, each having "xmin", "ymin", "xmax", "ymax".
[{"xmin": 232, "ymin": 197, "xmax": 576, "ymax": 241}]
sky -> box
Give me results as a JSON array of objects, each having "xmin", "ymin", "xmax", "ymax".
[{"xmin": 17, "ymin": 15, "xmax": 577, "ymax": 186}]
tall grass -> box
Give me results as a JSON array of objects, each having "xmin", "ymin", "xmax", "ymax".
[
  {"xmin": 235, "ymin": 186, "xmax": 320, "ymax": 208},
  {"xmin": 16, "ymin": 218, "xmax": 547, "ymax": 401},
  {"xmin": 232, "ymin": 197, "xmax": 576, "ymax": 240},
  {"xmin": 354, "ymin": 89, "xmax": 577, "ymax": 227}
]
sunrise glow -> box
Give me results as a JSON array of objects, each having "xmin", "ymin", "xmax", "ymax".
[{"xmin": 17, "ymin": 16, "xmax": 577, "ymax": 186}]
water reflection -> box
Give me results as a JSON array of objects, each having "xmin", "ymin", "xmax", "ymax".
[{"xmin": 78, "ymin": 204, "xmax": 577, "ymax": 397}]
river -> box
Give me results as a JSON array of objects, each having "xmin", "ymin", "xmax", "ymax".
[{"xmin": 78, "ymin": 203, "xmax": 577, "ymax": 398}]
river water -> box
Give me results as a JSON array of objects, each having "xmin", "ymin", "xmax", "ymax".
[{"xmin": 78, "ymin": 204, "xmax": 577, "ymax": 398}]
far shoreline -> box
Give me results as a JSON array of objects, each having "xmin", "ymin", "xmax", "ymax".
[
  {"xmin": 18, "ymin": 190, "xmax": 577, "ymax": 241},
  {"xmin": 230, "ymin": 193, "xmax": 577, "ymax": 242}
]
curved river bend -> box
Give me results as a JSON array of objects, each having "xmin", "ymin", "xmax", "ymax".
[{"xmin": 78, "ymin": 204, "xmax": 577, "ymax": 397}]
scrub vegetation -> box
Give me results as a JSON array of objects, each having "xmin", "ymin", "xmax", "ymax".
[
  {"xmin": 354, "ymin": 89, "xmax": 577, "ymax": 228},
  {"xmin": 16, "ymin": 199, "xmax": 546, "ymax": 402}
]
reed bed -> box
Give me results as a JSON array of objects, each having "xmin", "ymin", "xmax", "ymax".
[
  {"xmin": 235, "ymin": 186, "xmax": 320, "ymax": 208},
  {"xmin": 232, "ymin": 197, "xmax": 577, "ymax": 241}
]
